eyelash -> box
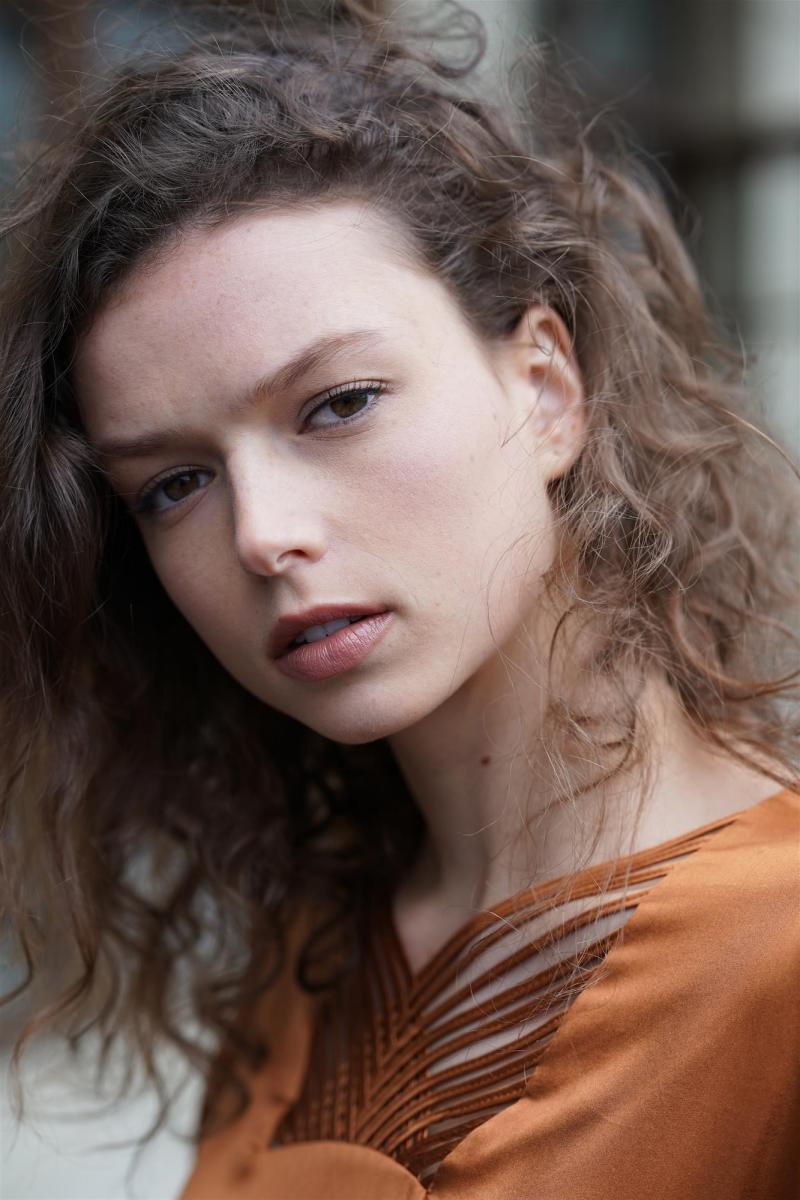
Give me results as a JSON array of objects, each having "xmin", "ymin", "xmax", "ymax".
[{"xmin": 131, "ymin": 380, "xmax": 387, "ymax": 516}]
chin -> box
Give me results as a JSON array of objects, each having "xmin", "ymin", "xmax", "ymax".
[
  {"xmin": 292, "ymin": 687, "xmax": 440, "ymax": 746},
  {"xmin": 300, "ymin": 711, "xmax": 405, "ymax": 747}
]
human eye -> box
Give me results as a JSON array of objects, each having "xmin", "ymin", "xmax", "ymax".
[
  {"xmin": 131, "ymin": 466, "xmax": 214, "ymax": 516},
  {"xmin": 302, "ymin": 380, "xmax": 387, "ymax": 431}
]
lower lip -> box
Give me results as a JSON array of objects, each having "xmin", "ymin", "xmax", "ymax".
[{"xmin": 275, "ymin": 612, "xmax": 394, "ymax": 682}]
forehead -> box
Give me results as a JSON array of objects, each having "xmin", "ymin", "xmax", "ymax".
[{"xmin": 75, "ymin": 203, "xmax": 455, "ymax": 410}]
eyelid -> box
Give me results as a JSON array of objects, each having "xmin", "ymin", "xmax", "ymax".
[
  {"xmin": 301, "ymin": 378, "xmax": 387, "ymax": 428},
  {"xmin": 131, "ymin": 465, "xmax": 213, "ymax": 515}
]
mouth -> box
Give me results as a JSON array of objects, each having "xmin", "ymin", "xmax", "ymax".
[
  {"xmin": 270, "ymin": 604, "xmax": 391, "ymax": 660},
  {"xmin": 274, "ymin": 610, "xmax": 395, "ymax": 683},
  {"xmin": 287, "ymin": 613, "xmax": 369, "ymax": 648}
]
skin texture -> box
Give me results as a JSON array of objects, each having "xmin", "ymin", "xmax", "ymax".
[{"xmin": 76, "ymin": 202, "xmax": 778, "ymax": 973}]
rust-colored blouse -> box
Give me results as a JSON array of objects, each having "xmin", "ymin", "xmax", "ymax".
[{"xmin": 180, "ymin": 788, "xmax": 799, "ymax": 1199}]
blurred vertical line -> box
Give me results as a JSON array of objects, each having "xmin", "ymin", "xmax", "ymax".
[
  {"xmin": 16, "ymin": 0, "xmax": 91, "ymax": 131},
  {"xmin": 734, "ymin": 0, "xmax": 800, "ymax": 453}
]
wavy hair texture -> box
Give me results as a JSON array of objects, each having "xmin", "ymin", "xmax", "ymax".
[{"xmin": 1, "ymin": 0, "xmax": 798, "ymax": 1144}]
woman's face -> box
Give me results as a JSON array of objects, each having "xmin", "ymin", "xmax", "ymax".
[{"xmin": 76, "ymin": 203, "xmax": 582, "ymax": 744}]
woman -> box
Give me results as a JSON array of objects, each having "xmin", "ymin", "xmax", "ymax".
[{"xmin": 1, "ymin": 1, "xmax": 797, "ymax": 1197}]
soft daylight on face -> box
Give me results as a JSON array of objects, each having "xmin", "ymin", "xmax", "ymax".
[{"xmin": 75, "ymin": 202, "xmax": 582, "ymax": 745}]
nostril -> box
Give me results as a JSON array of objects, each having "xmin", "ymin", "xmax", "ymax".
[
  {"xmin": 234, "ymin": 512, "xmax": 326, "ymax": 576},
  {"xmin": 237, "ymin": 538, "xmax": 312, "ymax": 576}
]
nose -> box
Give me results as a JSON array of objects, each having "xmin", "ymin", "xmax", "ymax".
[{"xmin": 230, "ymin": 447, "xmax": 327, "ymax": 578}]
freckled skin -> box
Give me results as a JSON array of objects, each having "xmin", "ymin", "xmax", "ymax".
[{"xmin": 75, "ymin": 203, "xmax": 574, "ymax": 746}]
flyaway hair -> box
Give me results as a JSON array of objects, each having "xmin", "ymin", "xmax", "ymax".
[{"xmin": 0, "ymin": 0, "xmax": 797, "ymax": 1143}]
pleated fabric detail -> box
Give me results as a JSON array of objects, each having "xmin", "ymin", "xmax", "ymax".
[{"xmin": 274, "ymin": 818, "xmax": 737, "ymax": 1187}]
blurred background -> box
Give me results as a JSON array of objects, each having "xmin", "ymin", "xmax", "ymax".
[{"xmin": 1, "ymin": 2, "xmax": 798, "ymax": 1198}]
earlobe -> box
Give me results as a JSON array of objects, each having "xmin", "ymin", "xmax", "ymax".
[{"xmin": 507, "ymin": 304, "xmax": 586, "ymax": 481}]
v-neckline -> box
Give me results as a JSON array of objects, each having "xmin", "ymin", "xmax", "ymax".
[{"xmin": 381, "ymin": 785, "xmax": 793, "ymax": 990}]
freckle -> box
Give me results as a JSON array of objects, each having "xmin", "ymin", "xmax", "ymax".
[
  {"xmin": 230, "ymin": 1157, "xmax": 254, "ymax": 1183},
  {"xmin": 480, "ymin": 755, "xmax": 491, "ymax": 766}
]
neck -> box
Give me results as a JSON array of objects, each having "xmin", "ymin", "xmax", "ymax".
[
  {"xmin": 388, "ymin": 648, "xmax": 547, "ymax": 909},
  {"xmin": 387, "ymin": 648, "xmax": 778, "ymax": 919}
]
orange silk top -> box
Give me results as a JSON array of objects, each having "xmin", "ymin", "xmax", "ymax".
[{"xmin": 180, "ymin": 787, "xmax": 800, "ymax": 1199}]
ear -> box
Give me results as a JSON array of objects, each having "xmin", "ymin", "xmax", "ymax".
[{"xmin": 499, "ymin": 304, "xmax": 585, "ymax": 481}]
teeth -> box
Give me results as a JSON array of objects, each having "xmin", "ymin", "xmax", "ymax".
[{"xmin": 292, "ymin": 616, "xmax": 360, "ymax": 646}]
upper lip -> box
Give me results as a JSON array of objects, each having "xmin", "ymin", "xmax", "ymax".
[{"xmin": 269, "ymin": 603, "xmax": 390, "ymax": 659}]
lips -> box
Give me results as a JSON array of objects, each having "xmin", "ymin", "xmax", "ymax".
[{"xmin": 269, "ymin": 603, "xmax": 391, "ymax": 659}]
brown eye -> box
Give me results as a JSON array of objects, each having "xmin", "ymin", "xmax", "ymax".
[
  {"xmin": 305, "ymin": 382, "xmax": 386, "ymax": 431},
  {"xmin": 134, "ymin": 467, "xmax": 214, "ymax": 516},
  {"xmin": 329, "ymin": 392, "xmax": 370, "ymax": 419},
  {"xmin": 163, "ymin": 472, "xmax": 200, "ymax": 501}
]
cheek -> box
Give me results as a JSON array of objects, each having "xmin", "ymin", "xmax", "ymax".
[
  {"xmin": 144, "ymin": 525, "xmax": 248, "ymax": 657},
  {"xmin": 365, "ymin": 386, "xmax": 492, "ymax": 523},
  {"xmin": 361, "ymin": 387, "xmax": 553, "ymax": 595}
]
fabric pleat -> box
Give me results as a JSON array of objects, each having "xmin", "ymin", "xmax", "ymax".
[
  {"xmin": 180, "ymin": 787, "xmax": 800, "ymax": 1200},
  {"xmin": 275, "ymin": 815, "xmax": 742, "ymax": 1187}
]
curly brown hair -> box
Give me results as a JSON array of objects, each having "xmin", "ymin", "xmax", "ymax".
[{"xmin": 1, "ymin": 0, "xmax": 797, "ymax": 1142}]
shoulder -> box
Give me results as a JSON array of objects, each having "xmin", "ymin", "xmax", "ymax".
[
  {"xmin": 547, "ymin": 788, "xmax": 800, "ymax": 1057},
  {"xmin": 673, "ymin": 786, "xmax": 800, "ymax": 970},
  {"xmin": 197, "ymin": 895, "xmax": 326, "ymax": 1133},
  {"xmin": 620, "ymin": 787, "xmax": 800, "ymax": 1015},
  {"xmin": 180, "ymin": 898, "xmax": 327, "ymax": 1200},
  {"xmin": 502, "ymin": 790, "xmax": 800, "ymax": 1198}
]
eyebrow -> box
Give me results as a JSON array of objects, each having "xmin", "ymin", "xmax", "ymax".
[{"xmin": 92, "ymin": 328, "xmax": 389, "ymax": 461}]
